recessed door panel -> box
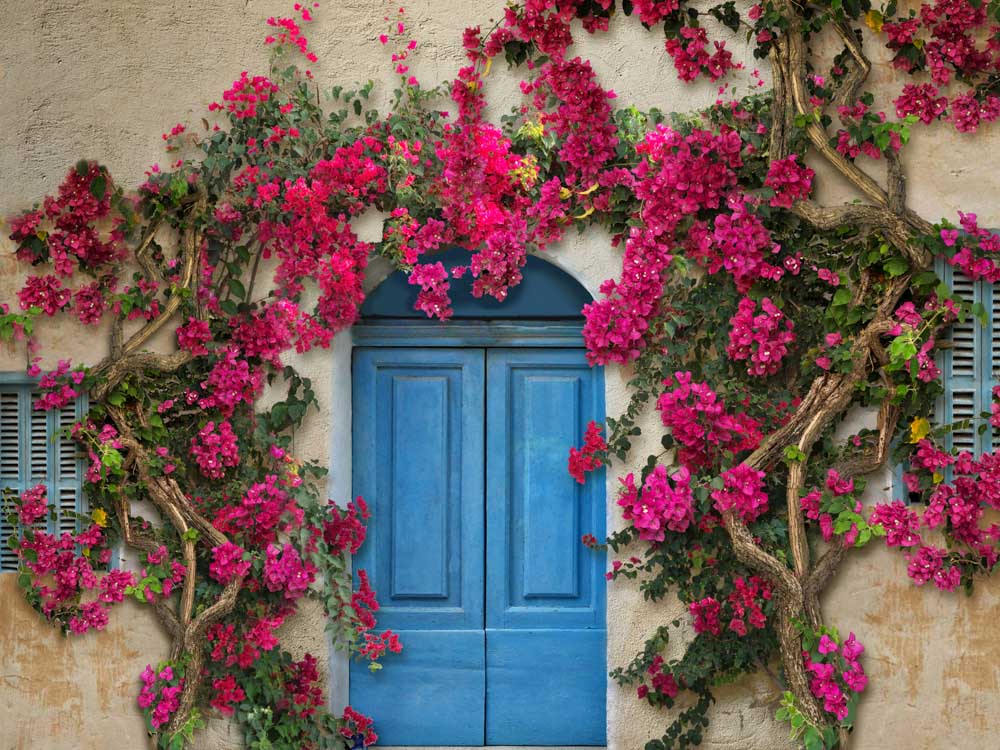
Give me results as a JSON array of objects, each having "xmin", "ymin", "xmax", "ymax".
[
  {"xmin": 350, "ymin": 347, "xmax": 486, "ymax": 745},
  {"xmin": 485, "ymin": 348, "xmax": 607, "ymax": 745}
]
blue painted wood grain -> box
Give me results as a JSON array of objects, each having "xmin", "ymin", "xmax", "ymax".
[
  {"xmin": 485, "ymin": 629, "xmax": 607, "ymax": 745},
  {"xmin": 350, "ymin": 348, "xmax": 486, "ymax": 745},
  {"xmin": 484, "ymin": 349, "xmax": 607, "ymax": 745},
  {"xmin": 349, "ymin": 345, "xmax": 606, "ymax": 746}
]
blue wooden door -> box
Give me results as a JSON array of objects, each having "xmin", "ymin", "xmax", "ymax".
[
  {"xmin": 350, "ymin": 345, "xmax": 606, "ymax": 746},
  {"xmin": 485, "ymin": 349, "xmax": 606, "ymax": 745},
  {"xmin": 350, "ymin": 348, "xmax": 486, "ymax": 746}
]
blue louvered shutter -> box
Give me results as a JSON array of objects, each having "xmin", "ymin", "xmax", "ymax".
[
  {"xmin": 53, "ymin": 398, "xmax": 85, "ymax": 538},
  {"xmin": 484, "ymin": 348, "xmax": 607, "ymax": 746},
  {"xmin": 349, "ymin": 348, "xmax": 487, "ymax": 745},
  {"xmin": 0, "ymin": 388, "xmax": 21, "ymax": 571},
  {"xmin": 0, "ymin": 380, "xmax": 85, "ymax": 572},
  {"xmin": 937, "ymin": 264, "xmax": 999, "ymax": 457}
]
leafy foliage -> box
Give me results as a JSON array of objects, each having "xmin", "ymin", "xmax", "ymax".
[{"xmin": 3, "ymin": 1, "xmax": 1000, "ymax": 749}]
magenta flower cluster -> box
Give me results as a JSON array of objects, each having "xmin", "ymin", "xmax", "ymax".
[
  {"xmin": 726, "ymin": 576, "xmax": 771, "ymax": 636},
  {"xmin": 583, "ymin": 125, "xmax": 746, "ymax": 364},
  {"xmin": 176, "ymin": 316, "xmax": 212, "ymax": 356},
  {"xmin": 408, "ymin": 262, "xmax": 452, "ymax": 321},
  {"xmin": 13, "ymin": 485, "xmax": 132, "ymax": 633},
  {"xmin": 655, "ymin": 371, "xmax": 762, "ymax": 470},
  {"xmin": 137, "ymin": 665, "xmax": 184, "ymax": 730},
  {"xmin": 189, "ymin": 420, "xmax": 240, "ymax": 479},
  {"xmin": 212, "ymin": 474, "xmax": 302, "ymax": 547},
  {"xmin": 942, "ymin": 211, "xmax": 1000, "ymax": 283},
  {"xmin": 208, "ymin": 614, "xmax": 285, "ymax": 670},
  {"xmin": 873, "ymin": 432, "xmax": 1000, "ymax": 590},
  {"xmin": 637, "ymin": 654, "xmax": 680, "ymax": 702},
  {"xmin": 664, "ymin": 26, "xmax": 738, "ymax": 83},
  {"xmin": 209, "ymin": 542, "xmax": 252, "ymax": 584},
  {"xmin": 708, "ymin": 201, "xmax": 786, "ymax": 293},
  {"xmin": 803, "ymin": 631, "xmax": 867, "ymax": 721},
  {"xmin": 17, "ymin": 484, "xmax": 49, "ymax": 525},
  {"xmin": 263, "ymin": 542, "xmax": 317, "ymax": 600},
  {"xmin": 883, "ymin": 0, "xmax": 1000, "ymax": 132},
  {"xmin": 689, "ymin": 596, "xmax": 723, "ymax": 636},
  {"xmin": 868, "ymin": 502, "xmax": 922, "ymax": 548},
  {"xmin": 209, "ymin": 673, "xmax": 246, "ymax": 717},
  {"xmin": 617, "ymin": 465, "xmax": 695, "ymax": 543},
  {"xmin": 764, "ymin": 154, "xmax": 815, "ymax": 208},
  {"xmin": 568, "ymin": 421, "xmax": 607, "ymax": 484},
  {"xmin": 711, "ymin": 464, "xmax": 769, "ymax": 522},
  {"xmin": 8, "ymin": 162, "xmax": 125, "ymax": 310},
  {"xmin": 581, "ymin": 227, "xmax": 673, "ymax": 365},
  {"xmin": 688, "ymin": 575, "xmax": 772, "ymax": 638},
  {"xmin": 726, "ymin": 296, "xmax": 795, "ymax": 377},
  {"xmin": 196, "ymin": 348, "xmax": 264, "ymax": 417}
]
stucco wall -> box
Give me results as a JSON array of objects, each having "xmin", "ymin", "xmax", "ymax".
[{"xmin": 0, "ymin": 2, "xmax": 998, "ymax": 749}]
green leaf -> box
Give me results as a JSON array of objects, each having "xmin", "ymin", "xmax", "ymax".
[
  {"xmin": 228, "ymin": 278, "xmax": 247, "ymax": 299},
  {"xmin": 784, "ymin": 445, "xmax": 806, "ymax": 463},
  {"xmin": 89, "ymin": 175, "xmax": 107, "ymax": 201},
  {"xmin": 803, "ymin": 726, "xmax": 824, "ymax": 750},
  {"xmin": 884, "ymin": 257, "xmax": 910, "ymax": 277}
]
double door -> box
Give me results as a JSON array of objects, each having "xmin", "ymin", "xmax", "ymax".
[{"xmin": 350, "ymin": 347, "xmax": 606, "ymax": 746}]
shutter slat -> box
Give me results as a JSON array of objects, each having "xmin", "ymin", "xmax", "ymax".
[
  {"xmin": 57, "ymin": 486, "xmax": 80, "ymax": 537},
  {"xmin": 992, "ymin": 284, "xmax": 1000, "ymax": 379},
  {"xmin": 951, "ymin": 390, "xmax": 977, "ymax": 454},
  {"xmin": 0, "ymin": 391, "xmax": 19, "ymax": 480},
  {"xmin": 991, "ymin": 283, "xmax": 1000, "ymax": 449},
  {"xmin": 0, "ymin": 512, "xmax": 18, "ymax": 571},
  {"xmin": 57, "ymin": 405, "xmax": 79, "ymax": 481},
  {"xmin": 948, "ymin": 274, "xmax": 977, "ymax": 380},
  {"xmin": 29, "ymin": 396, "xmax": 48, "ymax": 480}
]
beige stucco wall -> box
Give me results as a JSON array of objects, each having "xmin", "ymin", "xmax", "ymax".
[{"xmin": 0, "ymin": 2, "xmax": 998, "ymax": 749}]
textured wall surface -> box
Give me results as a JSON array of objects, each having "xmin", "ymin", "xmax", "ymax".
[{"xmin": 0, "ymin": 2, "xmax": 998, "ymax": 749}]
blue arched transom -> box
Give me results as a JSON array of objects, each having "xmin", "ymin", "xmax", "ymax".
[{"xmin": 360, "ymin": 247, "xmax": 591, "ymax": 319}]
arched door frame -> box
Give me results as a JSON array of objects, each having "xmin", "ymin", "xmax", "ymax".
[
  {"xmin": 352, "ymin": 318, "xmax": 586, "ymax": 348},
  {"xmin": 344, "ymin": 251, "xmax": 608, "ymax": 749}
]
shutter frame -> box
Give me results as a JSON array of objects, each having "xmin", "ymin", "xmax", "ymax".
[{"xmin": 0, "ymin": 376, "xmax": 86, "ymax": 571}]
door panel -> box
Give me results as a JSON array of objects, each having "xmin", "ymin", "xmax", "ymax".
[
  {"xmin": 350, "ymin": 347, "xmax": 486, "ymax": 745},
  {"xmin": 485, "ymin": 349, "xmax": 607, "ymax": 745},
  {"xmin": 350, "ymin": 345, "xmax": 606, "ymax": 747},
  {"xmin": 486, "ymin": 629, "xmax": 607, "ymax": 745}
]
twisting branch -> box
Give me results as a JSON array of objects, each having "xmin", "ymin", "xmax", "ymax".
[
  {"xmin": 768, "ymin": 41, "xmax": 793, "ymax": 163},
  {"xmin": 91, "ymin": 188, "xmax": 207, "ymax": 389},
  {"xmin": 132, "ymin": 214, "xmax": 167, "ymax": 287},
  {"xmin": 777, "ymin": 4, "xmax": 891, "ymax": 207},
  {"xmin": 829, "ymin": 19, "xmax": 871, "ymax": 114},
  {"xmin": 745, "ymin": 5, "xmax": 943, "ymax": 741},
  {"xmin": 111, "ymin": 492, "xmax": 183, "ymax": 639},
  {"xmin": 722, "ymin": 508, "xmax": 801, "ymax": 598},
  {"xmin": 109, "ymin": 405, "xmax": 245, "ymax": 734}
]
